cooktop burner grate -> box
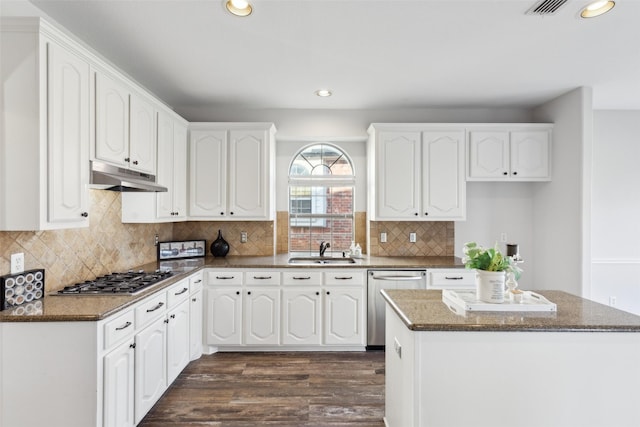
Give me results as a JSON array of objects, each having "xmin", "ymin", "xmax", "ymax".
[{"xmin": 57, "ymin": 270, "xmax": 173, "ymax": 295}]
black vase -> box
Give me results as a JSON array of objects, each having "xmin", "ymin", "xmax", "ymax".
[{"xmin": 210, "ymin": 229, "xmax": 230, "ymax": 257}]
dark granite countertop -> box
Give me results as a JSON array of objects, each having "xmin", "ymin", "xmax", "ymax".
[
  {"xmin": 382, "ymin": 289, "xmax": 640, "ymax": 332},
  {"xmin": 0, "ymin": 255, "xmax": 462, "ymax": 322}
]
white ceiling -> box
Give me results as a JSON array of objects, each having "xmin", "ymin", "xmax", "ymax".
[{"xmin": 13, "ymin": 0, "xmax": 640, "ymax": 116}]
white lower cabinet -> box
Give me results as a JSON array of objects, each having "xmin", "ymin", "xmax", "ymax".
[
  {"xmin": 244, "ymin": 287, "xmax": 280, "ymax": 345},
  {"xmin": 134, "ymin": 315, "xmax": 168, "ymax": 424},
  {"xmin": 324, "ymin": 287, "xmax": 365, "ymax": 345},
  {"xmin": 205, "ymin": 268, "xmax": 366, "ymax": 350},
  {"xmin": 189, "ymin": 271, "xmax": 204, "ymax": 360},
  {"xmin": 167, "ymin": 299, "xmax": 190, "ymax": 384},
  {"xmin": 282, "ymin": 288, "xmax": 322, "ymax": 345},
  {"xmin": 103, "ymin": 339, "xmax": 136, "ymax": 427}
]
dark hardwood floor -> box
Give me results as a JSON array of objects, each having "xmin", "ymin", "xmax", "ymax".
[{"xmin": 139, "ymin": 351, "xmax": 386, "ymax": 427}]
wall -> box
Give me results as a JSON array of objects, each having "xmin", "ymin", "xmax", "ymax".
[
  {"xmin": 0, "ymin": 190, "xmax": 172, "ymax": 292},
  {"xmin": 590, "ymin": 110, "xmax": 640, "ymax": 314},
  {"xmin": 532, "ymin": 87, "xmax": 592, "ymax": 296}
]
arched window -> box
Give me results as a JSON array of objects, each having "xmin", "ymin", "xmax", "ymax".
[{"xmin": 288, "ymin": 143, "xmax": 355, "ymax": 255}]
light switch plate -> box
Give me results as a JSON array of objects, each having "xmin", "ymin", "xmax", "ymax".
[
  {"xmin": 240, "ymin": 231, "xmax": 247, "ymax": 243},
  {"xmin": 409, "ymin": 232, "xmax": 417, "ymax": 243},
  {"xmin": 380, "ymin": 232, "xmax": 387, "ymax": 243}
]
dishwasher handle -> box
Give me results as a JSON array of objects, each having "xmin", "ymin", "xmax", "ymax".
[{"xmin": 369, "ymin": 274, "xmax": 425, "ymax": 281}]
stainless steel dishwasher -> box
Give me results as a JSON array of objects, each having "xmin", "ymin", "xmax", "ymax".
[{"xmin": 367, "ymin": 269, "xmax": 427, "ymax": 349}]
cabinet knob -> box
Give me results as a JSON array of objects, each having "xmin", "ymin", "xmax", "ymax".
[
  {"xmin": 81, "ymin": 212, "xmax": 89, "ymax": 218},
  {"xmin": 326, "ymin": 291, "xmax": 331, "ymax": 295},
  {"xmin": 220, "ymin": 212, "xmax": 225, "ymax": 215},
  {"xmin": 424, "ymin": 212, "xmax": 428, "ymax": 216},
  {"xmin": 230, "ymin": 212, "xmax": 234, "ymax": 215},
  {"xmin": 236, "ymin": 291, "xmax": 240, "ymax": 295},
  {"xmin": 132, "ymin": 160, "xmax": 139, "ymax": 165},
  {"xmin": 164, "ymin": 318, "xmax": 169, "ymax": 324},
  {"xmin": 124, "ymin": 157, "xmax": 130, "ymax": 162},
  {"xmin": 192, "ymin": 297, "xmax": 197, "ymax": 302},
  {"xmin": 315, "ymin": 291, "xmax": 320, "ymax": 296},
  {"xmin": 414, "ymin": 212, "xmax": 418, "ymax": 216},
  {"xmin": 513, "ymin": 171, "xmax": 518, "ymax": 175},
  {"xmin": 129, "ymin": 343, "xmax": 136, "ymax": 349},
  {"xmin": 170, "ymin": 314, "xmax": 176, "ymax": 319},
  {"xmin": 503, "ymin": 171, "xmax": 508, "ymax": 175},
  {"xmin": 247, "ymin": 291, "xmax": 252, "ymax": 295}
]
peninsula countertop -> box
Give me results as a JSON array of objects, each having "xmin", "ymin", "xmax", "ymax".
[
  {"xmin": 0, "ymin": 255, "xmax": 463, "ymax": 322},
  {"xmin": 382, "ymin": 289, "xmax": 640, "ymax": 332}
]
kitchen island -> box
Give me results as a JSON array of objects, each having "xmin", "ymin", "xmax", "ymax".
[{"xmin": 382, "ymin": 289, "xmax": 640, "ymax": 427}]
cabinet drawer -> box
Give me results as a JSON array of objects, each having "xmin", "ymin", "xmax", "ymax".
[
  {"xmin": 189, "ymin": 272, "xmax": 204, "ymax": 293},
  {"xmin": 245, "ymin": 271, "xmax": 280, "ymax": 285},
  {"xmin": 282, "ymin": 271, "xmax": 322, "ymax": 285},
  {"xmin": 104, "ymin": 309, "xmax": 135, "ymax": 349},
  {"xmin": 167, "ymin": 279, "xmax": 190, "ymax": 307},
  {"xmin": 324, "ymin": 271, "xmax": 365, "ymax": 286},
  {"xmin": 207, "ymin": 271, "xmax": 243, "ymax": 286},
  {"xmin": 135, "ymin": 291, "xmax": 168, "ymax": 328},
  {"xmin": 428, "ymin": 269, "xmax": 475, "ymax": 290}
]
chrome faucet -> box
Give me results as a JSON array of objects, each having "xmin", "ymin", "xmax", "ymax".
[{"xmin": 319, "ymin": 241, "xmax": 331, "ymax": 257}]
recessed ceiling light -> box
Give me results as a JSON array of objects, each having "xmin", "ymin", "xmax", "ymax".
[
  {"xmin": 315, "ymin": 89, "xmax": 332, "ymax": 97},
  {"xmin": 580, "ymin": 0, "xmax": 615, "ymax": 18},
  {"xmin": 225, "ymin": 0, "xmax": 252, "ymax": 17}
]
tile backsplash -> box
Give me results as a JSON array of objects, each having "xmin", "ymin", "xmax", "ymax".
[
  {"xmin": 369, "ymin": 221, "xmax": 454, "ymax": 256},
  {"xmin": 0, "ymin": 190, "xmax": 172, "ymax": 292},
  {"xmin": 0, "ymin": 193, "xmax": 454, "ymax": 292}
]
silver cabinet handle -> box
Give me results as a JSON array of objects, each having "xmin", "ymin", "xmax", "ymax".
[
  {"xmin": 216, "ymin": 276, "xmax": 235, "ymax": 280},
  {"xmin": 333, "ymin": 276, "xmax": 353, "ymax": 280},
  {"xmin": 253, "ymin": 276, "xmax": 272, "ymax": 280},
  {"xmin": 174, "ymin": 287, "xmax": 188, "ymax": 295},
  {"xmin": 293, "ymin": 276, "xmax": 311, "ymax": 280},
  {"xmin": 115, "ymin": 321, "xmax": 132, "ymax": 331},
  {"xmin": 146, "ymin": 301, "xmax": 165, "ymax": 312}
]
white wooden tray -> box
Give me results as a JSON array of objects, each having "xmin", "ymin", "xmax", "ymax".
[{"xmin": 442, "ymin": 289, "xmax": 557, "ymax": 313}]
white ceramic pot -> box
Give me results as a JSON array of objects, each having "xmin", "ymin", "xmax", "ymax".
[{"xmin": 476, "ymin": 270, "xmax": 506, "ymax": 303}]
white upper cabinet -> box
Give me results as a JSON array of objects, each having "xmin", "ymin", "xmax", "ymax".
[
  {"xmin": 1, "ymin": 18, "xmax": 90, "ymax": 230},
  {"xmin": 467, "ymin": 126, "xmax": 552, "ymax": 181},
  {"xmin": 95, "ymin": 72, "xmax": 157, "ymax": 175},
  {"xmin": 188, "ymin": 123, "xmax": 276, "ymax": 220},
  {"xmin": 368, "ymin": 124, "xmax": 466, "ymax": 221},
  {"xmin": 422, "ymin": 130, "xmax": 466, "ymax": 219},
  {"xmin": 121, "ymin": 110, "xmax": 188, "ymax": 223}
]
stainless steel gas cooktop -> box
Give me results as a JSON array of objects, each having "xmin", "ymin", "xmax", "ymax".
[{"xmin": 56, "ymin": 270, "xmax": 173, "ymax": 295}]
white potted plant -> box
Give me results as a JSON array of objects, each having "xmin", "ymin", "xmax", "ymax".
[{"xmin": 462, "ymin": 242, "xmax": 522, "ymax": 303}]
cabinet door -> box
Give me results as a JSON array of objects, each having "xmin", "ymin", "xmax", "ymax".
[
  {"xmin": 156, "ymin": 111, "xmax": 174, "ymax": 219},
  {"xmin": 172, "ymin": 121, "xmax": 188, "ymax": 219},
  {"xmin": 244, "ymin": 287, "xmax": 280, "ymax": 345},
  {"xmin": 167, "ymin": 300, "xmax": 190, "ymax": 384},
  {"xmin": 467, "ymin": 131, "xmax": 510, "ymax": 179},
  {"xmin": 376, "ymin": 132, "xmax": 421, "ymax": 218},
  {"xmin": 96, "ymin": 73, "xmax": 129, "ymax": 167},
  {"xmin": 103, "ymin": 340, "xmax": 135, "ymax": 427},
  {"xmin": 205, "ymin": 287, "xmax": 242, "ymax": 345},
  {"xmin": 324, "ymin": 287, "xmax": 365, "ymax": 345},
  {"xmin": 510, "ymin": 130, "xmax": 550, "ymax": 180},
  {"xmin": 190, "ymin": 289, "xmax": 203, "ymax": 360},
  {"xmin": 228, "ymin": 129, "xmax": 269, "ymax": 218},
  {"xmin": 47, "ymin": 42, "xmax": 90, "ymax": 225},
  {"xmin": 282, "ymin": 288, "xmax": 321, "ymax": 345},
  {"xmin": 189, "ymin": 130, "xmax": 227, "ymax": 218},
  {"xmin": 135, "ymin": 316, "xmax": 167, "ymax": 424},
  {"xmin": 422, "ymin": 130, "xmax": 466, "ymax": 220},
  {"xmin": 129, "ymin": 93, "xmax": 156, "ymax": 174}
]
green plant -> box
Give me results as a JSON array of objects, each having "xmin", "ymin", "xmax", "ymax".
[{"xmin": 463, "ymin": 242, "xmax": 522, "ymax": 278}]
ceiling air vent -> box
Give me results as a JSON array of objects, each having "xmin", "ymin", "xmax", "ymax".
[{"xmin": 526, "ymin": 0, "xmax": 568, "ymax": 15}]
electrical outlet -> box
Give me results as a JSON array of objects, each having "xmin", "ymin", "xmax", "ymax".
[
  {"xmin": 154, "ymin": 234, "xmax": 159, "ymax": 246},
  {"xmin": 11, "ymin": 253, "xmax": 24, "ymax": 274},
  {"xmin": 380, "ymin": 232, "xmax": 387, "ymax": 243},
  {"xmin": 409, "ymin": 232, "xmax": 417, "ymax": 243},
  {"xmin": 609, "ymin": 296, "xmax": 617, "ymax": 307},
  {"xmin": 240, "ymin": 231, "xmax": 247, "ymax": 243},
  {"xmin": 500, "ymin": 232, "xmax": 508, "ymax": 243}
]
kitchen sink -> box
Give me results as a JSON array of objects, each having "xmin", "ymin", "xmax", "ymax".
[{"xmin": 288, "ymin": 256, "xmax": 357, "ymax": 265}]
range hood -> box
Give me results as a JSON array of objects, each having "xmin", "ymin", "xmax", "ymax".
[{"xmin": 90, "ymin": 160, "xmax": 167, "ymax": 192}]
